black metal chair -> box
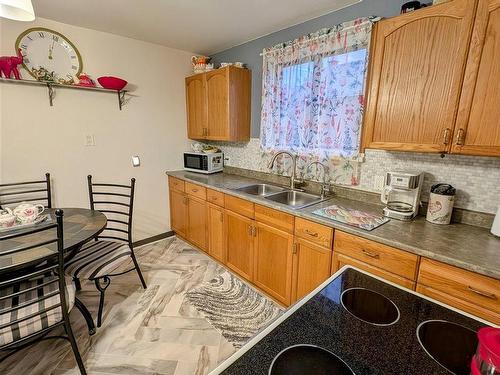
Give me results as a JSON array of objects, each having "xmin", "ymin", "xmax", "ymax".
[
  {"xmin": 64, "ymin": 176, "xmax": 146, "ymax": 327},
  {"xmin": 0, "ymin": 210, "xmax": 86, "ymax": 374},
  {"xmin": 0, "ymin": 173, "xmax": 52, "ymax": 209}
]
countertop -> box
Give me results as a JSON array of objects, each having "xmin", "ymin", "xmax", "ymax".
[
  {"xmin": 212, "ymin": 266, "xmax": 488, "ymax": 374},
  {"xmin": 166, "ymin": 170, "xmax": 500, "ymax": 280}
]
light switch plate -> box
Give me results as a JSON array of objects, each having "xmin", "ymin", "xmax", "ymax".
[
  {"xmin": 132, "ymin": 155, "xmax": 141, "ymax": 167},
  {"xmin": 85, "ymin": 135, "xmax": 96, "ymax": 146}
]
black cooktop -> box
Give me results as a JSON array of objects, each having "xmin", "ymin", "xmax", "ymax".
[{"xmin": 218, "ymin": 267, "xmax": 488, "ymax": 375}]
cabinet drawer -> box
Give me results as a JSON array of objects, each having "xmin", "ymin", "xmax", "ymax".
[
  {"xmin": 416, "ymin": 284, "xmax": 500, "ymax": 325},
  {"xmin": 225, "ymin": 195, "xmax": 254, "ymax": 219},
  {"xmin": 185, "ymin": 182, "xmax": 207, "ymax": 200},
  {"xmin": 332, "ymin": 253, "xmax": 415, "ymax": 290},
  {"xmin": 207, "ymin": 189, "xmax": 225, "ymax": 207},
  {"xmin": 334, "ymin": 231, "xmax": 418, "ymax": 280},
  {"xmin": 255, "ymin": 205, "xmax": 294, "ymax": 234},
  {"xmin": 418, "ymin": 258, "xmax": 500, "ymax": 318},
  {"xmin": 168, "ymin": 176, "xmax": 185, "ymax": 192},
  {"xmin": 295, "ymin": 218, "xmax": 333, "ymax": 248}
]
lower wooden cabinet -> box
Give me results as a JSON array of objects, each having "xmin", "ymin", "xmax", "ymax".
[
  {"xmin": 292, "ymin": 237, "xmax": 332, "ymax": 302},
  {"xmin": 417, "ymin": 258, "xmax": 500, "ymax": 324},
  {"xmin": 186, "ymin": 196, "xmax": 207, "ymax": 251},
  {"xmin": 331, "ymin": 252, "xmax": 416, "ymax": 290},
  {"xmin": 225, "ymin": 210, "xmax": 254, "ymax": 281},
  {"xmin": 207, "ymin": 203, "xmax": 225, "ymax": 262},
  {"xmin": 253, "ymin": 222, "xmax": 294, "ymax": 305},
  {"xmin": 169, "ymin": 189, "xmax": 187, "ymax": 238}
]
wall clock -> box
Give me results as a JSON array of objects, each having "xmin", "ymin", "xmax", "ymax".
[{"xmin": 15, "ymin": 27, "xmax": 83, "ymax": 82}]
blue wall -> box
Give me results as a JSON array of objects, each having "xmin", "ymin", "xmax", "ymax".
[{"xmin": 210, "ymin": 0, "xmax": 405, "ymax": 137}]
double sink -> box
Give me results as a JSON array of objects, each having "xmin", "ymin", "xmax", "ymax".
[{"xmin": 233, "ymin": 183, "xmax": 329, "ymax": 210}]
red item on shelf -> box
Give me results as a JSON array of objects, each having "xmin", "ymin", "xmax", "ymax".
[
  {"xmin": 97, "ymin": 76, "xmax": 127, "ymax": 91},
  {"xmin": 76, "ymin": 73, "xmax": 96, "ymax": 87}
]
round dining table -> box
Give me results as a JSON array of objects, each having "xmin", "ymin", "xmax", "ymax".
[
  {"xmin": 0, "ymin": 207, "xmax": 107, "ymax": 335},
  {"xmin": 0, "ymin": 207, "xmax": 107, "ymax": 274}
]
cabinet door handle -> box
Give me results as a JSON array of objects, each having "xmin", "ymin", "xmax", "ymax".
[
  {"xmin": 247, "ymin": 225, "xmax": 252, "ymax": 236},
  {"xmin": 183, "ymin": 196, "xmax": 188, "ymax": 205},
  {"xmin": 466, "ymin": 286, "xmax": 497, "ymax": 300},
  {"xmin": 443, "ymin": 128, "xmax": 451, "ymax": 145},
  {"xmin": 305, "ymin": 229, "xmax": 319, "ymax": 237},
  {"xmin": 292, "ymin": 243, "xmax": 299, "ymax": 254},
  {"xmin": 252, "ymin": 226, "xmax": 257, "ymax": 237},
  {"xmin": 362, "ymin": 249, "xmax": 380, "ymax": 259},
  {"xmin": 219, "ymin": 212, "xmax": 224, "ymax": 222},
  {"xmin": 456, "ymin": 128, "xmax": 465, "ymax": 146}
]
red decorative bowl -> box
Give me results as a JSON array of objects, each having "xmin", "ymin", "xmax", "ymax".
[{"xmin": 97, "ymin": 76, "xmax": 128, "ymax": 91}]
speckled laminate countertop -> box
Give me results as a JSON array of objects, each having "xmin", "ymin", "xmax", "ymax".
[{"xmin": 166, "ymin": 170, "xmax": 500, "ymax": 280}]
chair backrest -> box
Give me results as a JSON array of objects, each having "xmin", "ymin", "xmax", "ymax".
[
  {"xmin": 0, "ymin": 173, "xmax": 52, "ymax": 209},
  {"xmin": 87, "ymin": 175, "xmax": 135, "ymax": 246},
  {"xmin": 0, "ymin": 210, "xmax": 68, "ymax": 349}
]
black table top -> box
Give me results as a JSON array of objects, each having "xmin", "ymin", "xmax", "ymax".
[
  {"xmin": 0, "ymin": 208, "xmax": 107, "ymax": 273},
  {"xmin": 219, "ymin": 267, "xmax": 487, "ymax": 375}
]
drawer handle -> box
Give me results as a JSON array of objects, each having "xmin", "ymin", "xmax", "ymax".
[
  {"xmin": 192, "ymin": 188, "xmax": 199, "ymax": 193},
  {"xmin": 362, "ymin": 249, "xmax": 380, "ymax": 259},
  {"xmin": 466, "ymin": 286, "xmax": 497, "ymax": 300},
  {"xmin": 305, "ymin": 229, "xmax": 319, "ymax": 237}
]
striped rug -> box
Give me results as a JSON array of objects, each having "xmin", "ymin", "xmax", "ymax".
[{"xmin": 185, "ymin": 271, "xmax": 283, "ymax": 348}]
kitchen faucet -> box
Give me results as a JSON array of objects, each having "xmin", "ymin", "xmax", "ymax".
[
  {"xmin": 305, "ymin": 161, "xmax": 330, "ymax": 198},
  {"xmin": 268, "ymin": 151, "xmax": 303, "ymax": 190}
]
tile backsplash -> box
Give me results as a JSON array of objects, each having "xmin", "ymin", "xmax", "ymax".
[{"xmin": 205, "ymin": 138, "xmax": 500, "ymax": 214}]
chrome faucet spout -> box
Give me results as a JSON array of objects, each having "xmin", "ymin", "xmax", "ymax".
[{"xmin": 268, "ymin": 151, "xmax": 300, "ymax": 190}]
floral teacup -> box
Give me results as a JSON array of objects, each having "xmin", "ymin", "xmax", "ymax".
[
  {"xmin": 0, "ymin": 208, "xmax": 16, "ymax": 228},
  {"xmin": 13, "ymin": 203, "xmax": 45, "ymax": 224}
]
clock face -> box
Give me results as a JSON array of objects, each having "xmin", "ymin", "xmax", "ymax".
[{"xmin": 15, "ymin": 28, "xmax": 83, "ymax": 81}]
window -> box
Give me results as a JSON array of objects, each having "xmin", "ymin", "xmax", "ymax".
[{"xmin": 260, "ymin": 18, "xmax": 374, "ymax": 160}]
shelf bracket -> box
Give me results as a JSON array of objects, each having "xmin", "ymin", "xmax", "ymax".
[
  {"xmin": 47, "ymin": 83, "xmax": 54, "ymax": 106},
  {"xmin": 118, "ymin": 90, "xmax": 126, "ymax": 110}
]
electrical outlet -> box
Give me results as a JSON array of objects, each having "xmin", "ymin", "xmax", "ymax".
[
  {"xmin": 84, "ymin": 135, "xmax": 96, "ymax": 146},
  {"xmin": 224, "ymin": 156, "xmax": 231, "ymax": 165},
  {"xmin": 374, "ymin": 175, "xmax": 385, "ymax": 191}
]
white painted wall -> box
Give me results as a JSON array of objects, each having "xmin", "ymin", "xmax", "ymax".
[{"xmin": 0, "ymin": 17, "xmax": 193, "ymax": 240}]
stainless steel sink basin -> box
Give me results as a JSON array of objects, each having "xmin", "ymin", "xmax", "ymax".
[
  {"xmin": 264, "ymin": 190, "xmax": 327, "ymax": 209},
  {"xmin": 234, "ymin": 184, "xmax": 288, "ymax": 196}
]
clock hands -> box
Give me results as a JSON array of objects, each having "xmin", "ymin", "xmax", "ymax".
[{"xmin": 48, "ymin": 40, "xmax": 55, "ymax": 60}]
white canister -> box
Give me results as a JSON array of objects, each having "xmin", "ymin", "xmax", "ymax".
[
  {"xmin": 491, "ymin": 207, "xmax": 500, "ymax": 237},
  {"xmin": 426, "ymin": 192, "xmax": 455, "ymax": 224}
]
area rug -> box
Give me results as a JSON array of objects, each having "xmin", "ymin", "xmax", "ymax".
[{"xmin": 185, "ymin": 271, "xmax": 283, "ymax": 348}]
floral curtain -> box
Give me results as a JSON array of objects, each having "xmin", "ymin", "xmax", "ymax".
[{"xmin": 260, "ymin": 17, "xmax": 376, "ymax": 161}]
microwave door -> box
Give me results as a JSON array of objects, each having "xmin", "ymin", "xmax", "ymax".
[{"xmin": 184, "ymin": 154, "xmax": 203, "ymax": 170}]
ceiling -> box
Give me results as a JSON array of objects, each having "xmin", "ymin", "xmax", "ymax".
[{"xmin": 32, "ymin": 0, "xmax": 361, "ymax": 55}]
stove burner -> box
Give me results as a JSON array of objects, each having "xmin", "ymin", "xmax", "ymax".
[
  {"xmin": 341, "ymin": 288, "xmax": 400, "ymax": 326},
  {"xmin": 417, "ymin": 320, "xmax": 478, "ymax": 375},
  {"xmin": 269, "ymin": 344, "xmax": 354, "ymax": 375}
]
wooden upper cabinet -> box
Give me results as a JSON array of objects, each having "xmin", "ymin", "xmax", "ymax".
[
  {"xmin": 453, "ymin": 0, "xmax": 500, "ymax": 156},
  {"xmin": 206, "ymin": 69, "xmax": 229, "ymax": 140},
  {"xmin": 363, "ymin": 0, "xmax": 478, "ymax": 153},
  {"xmin": 185, "ymin": 66, "xmax": 251, "ymax": 142},
  {"xmin": 185, "ymin": 74, "xmax": 206, "ymax": 139}
]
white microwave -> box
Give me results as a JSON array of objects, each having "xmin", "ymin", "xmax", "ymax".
[{"xmin": 183, "ymin": 152, "xmax": 223, "ymax": 174}]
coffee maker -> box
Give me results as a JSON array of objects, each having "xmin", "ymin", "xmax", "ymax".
[{"xmin": 381, "ymin": 171, "xmax": 424, "ymax": 221}]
